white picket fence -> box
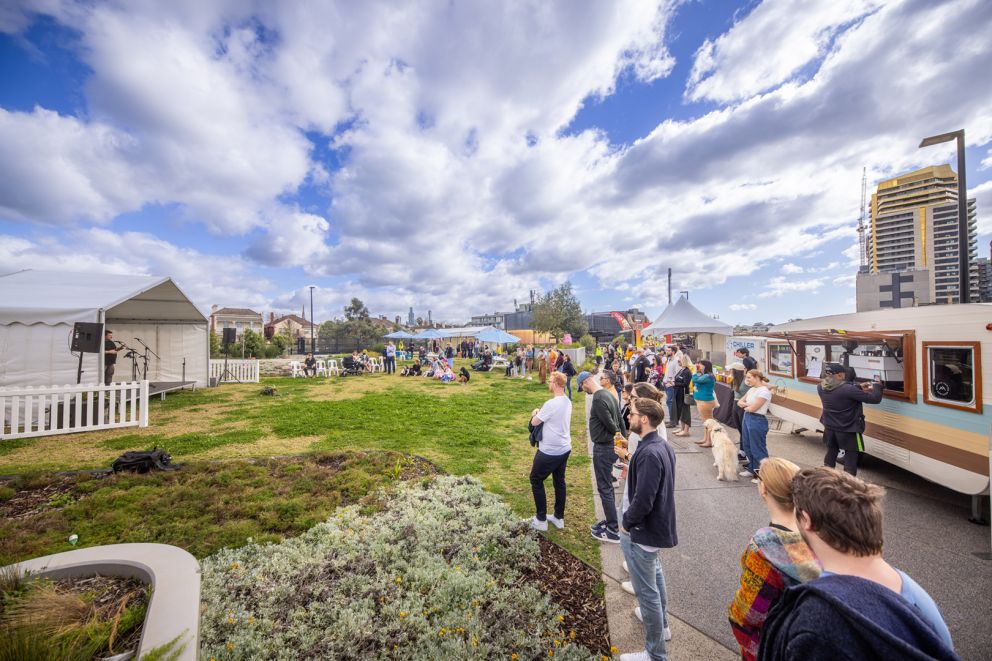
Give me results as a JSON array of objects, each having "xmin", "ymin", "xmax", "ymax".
[
  {"xmin": 209, "ymin": 359, "xmax": 260, "ymax": 383},
  {"xmin": 0, "ymin": 381, "xmax": 149, "ymax": 440}
]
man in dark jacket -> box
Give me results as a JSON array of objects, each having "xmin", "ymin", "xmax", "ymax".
[
  {"xmin": 580, "ymin": 370, "xmax": 625, "ymax": 543},
  {"xmin": 759, "ymin": 467, "xmax": 956, "ymax": 660},
  {"xmin": 817, "ymin": 362, "xmax": 883, "ymax": 476},
  {"xmin": 620, "ymin": 397, "xmax": 677, "ymax": 661}
]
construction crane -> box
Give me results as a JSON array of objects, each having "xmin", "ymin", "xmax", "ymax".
[{"xmin": 857, "ymin": 167, "xmax": 868, "ymax": 271}]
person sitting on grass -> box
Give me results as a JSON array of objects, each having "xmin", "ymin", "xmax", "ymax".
[{"xmin": 458, "ymin": 366, "xmax": 471, "ymax": 384}]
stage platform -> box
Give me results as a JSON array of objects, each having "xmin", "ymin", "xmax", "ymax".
[{"xmin": 148, "ymin": 381, "xmax": 196, "ymax": 400}]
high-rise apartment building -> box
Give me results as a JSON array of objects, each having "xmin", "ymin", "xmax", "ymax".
[{"xmin": 857, "ymin": 165, "xmax": 978, "ymax": 311}]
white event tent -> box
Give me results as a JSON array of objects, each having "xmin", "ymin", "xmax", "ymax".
[
  {"xmin": 643, "ymin": 295, "xmax": 734, "ymax": 364},
  {"xmin": 0, "ymin": 270, "xmax": 209, "ymax": 388}
]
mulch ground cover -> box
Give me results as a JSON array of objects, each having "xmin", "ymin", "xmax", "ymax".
[{"xmin": 522, "ymin": 536, "xmax": 611, "ymax": 656}]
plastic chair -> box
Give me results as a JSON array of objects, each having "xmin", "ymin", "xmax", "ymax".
[
  {"xmin": 315, "ymin": 359, "xmax": 328, "ymax": 377},
  {"xmin": 290, "ymin": 361, "xmax": 303, "ymax": 377},
  {"xmin": 327, "ymin": 359, "xmax": 340, "ymax": 376}
]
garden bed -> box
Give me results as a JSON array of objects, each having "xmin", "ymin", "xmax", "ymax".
[
  {"xmin": 199, "ymin": 476, "xmax": 609, "ymax": 659},
  {"xmin": 0, "ymin": 571, "xmax": 148, "ymax": 660}
]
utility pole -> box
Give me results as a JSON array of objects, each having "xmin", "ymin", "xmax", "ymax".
[
  {"xmin": 667, "ymin": 268, "xmax": 672, "ymax": 305},
  {"xmin": 309, "ymin": 286, "xmax": 315, "ymax": 353}
]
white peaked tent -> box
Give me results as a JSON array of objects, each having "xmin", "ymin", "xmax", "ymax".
[
  {"xmin": 0, "ymin": 270, "xmax": 209, "ymax": 388},
  {"xmin": 642, "ymin": 295, "xmax": 733, "ymax": 363},
  {"xmin": 643, "ymin": 295, "xmax": 733, "ymax": 336}
]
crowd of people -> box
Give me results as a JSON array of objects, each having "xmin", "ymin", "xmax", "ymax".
[{"xmin": 524, "ymin": 346, "xmax": 955, "ymax": 661}]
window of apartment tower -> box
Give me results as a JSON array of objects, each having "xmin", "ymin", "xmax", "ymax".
[{"xmin": 924, "ymin": 343, "xmax": 981, "ymax": 413}]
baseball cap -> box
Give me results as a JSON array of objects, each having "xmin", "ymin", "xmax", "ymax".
[
  {"xmin": 576, "ymin": 371, "xmax": 593, "ymax": 389},
  {"xmin": 823, "ymin": 362, "xmax": 846, "ymax": 375}
]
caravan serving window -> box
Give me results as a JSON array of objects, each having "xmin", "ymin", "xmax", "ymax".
[
  {"xmin": 794, "ymin": 333, "xmax": 916, "ymax": 403},
  {"xmin": 923, "ymin": 342, "xmax": 982, "ymax": 413},
  {"xmin": 767, "ymin": 343, "xmax": 794, "ymax": 377}
]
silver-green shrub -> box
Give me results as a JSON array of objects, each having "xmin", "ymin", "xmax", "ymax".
[{"xmin": 200, "ymin": 476, "xmax": 597, "ymax": 660}]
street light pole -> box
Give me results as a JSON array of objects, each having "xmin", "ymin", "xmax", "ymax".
[
  {"xmin": 920, "ymin": 129, "xmax": 970, "ymax": 303},
  {"xmin": 309, "ymin": 286, "xmax": 316, "ymax": 353}
]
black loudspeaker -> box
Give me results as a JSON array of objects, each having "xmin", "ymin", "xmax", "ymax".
[
  {"xmin": 222, "ymin": 327, "xmax": 237, "ymax": 344},
  {"xmin": 71, "ymin": 322, "xmax": 104, "ymax": 353}
]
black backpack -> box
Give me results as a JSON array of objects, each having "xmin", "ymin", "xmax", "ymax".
[{"xmin": 112, "ymin": 449, "xmax": 178, "ymax": 473}]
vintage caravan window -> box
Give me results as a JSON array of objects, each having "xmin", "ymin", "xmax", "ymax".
[
  {"xmin": 923, "ymin": 342, "xmax": 982, "ymax": 413},
  {"xmin": 794, "ymin": 335, "xmax": 915, "ymax": 402},
  {"xmin": 767, "ymin": 343, "xmax": 793, "ymax": 377}
]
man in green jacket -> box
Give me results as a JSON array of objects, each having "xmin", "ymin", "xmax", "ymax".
[{"xmin": 580, "ymin": 370, "xmax": 625, "ymax": 543}]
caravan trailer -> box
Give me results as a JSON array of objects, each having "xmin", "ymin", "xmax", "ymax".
[{"xmin": 763, "ymin": 304, "xmax": 991, "ymax": 505}]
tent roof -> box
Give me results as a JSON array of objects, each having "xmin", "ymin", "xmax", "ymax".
[
  {"xmin": 0, "ymin": 269, "xmax": 207, "ymax": 325},
  {"xmin": 642, "ymin": 295, "xmax": 733, "ymax": 336}
]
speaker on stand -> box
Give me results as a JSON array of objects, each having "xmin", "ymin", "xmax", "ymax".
[{"xmin": 220, "ymin": 328, "xmax": 241, "ymax": 383}]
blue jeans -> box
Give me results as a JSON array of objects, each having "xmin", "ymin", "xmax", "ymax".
[
  {"xmin": 621, "ymin": 531, "xmax": 669, "ymax": 660},
  {"xmin": 565, "ymin": 375, "xmax": 572, "ymax": 398},
  {"xmin": 664, "ymin": 386, "xmax": 675, "ymax": 421},
  {"xmin": 741, "ymin": 412, "xmax": 769, "ymax": 474}
]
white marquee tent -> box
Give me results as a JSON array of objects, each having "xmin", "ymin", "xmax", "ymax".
[
  {"xmin": 0, "ymin": 270, "xmax": 209, "ymax": 388},
  {"xmin": 643, "ymin": 295, "xmax": 734, "ymax": 364}
]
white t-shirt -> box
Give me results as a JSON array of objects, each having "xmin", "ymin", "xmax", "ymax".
[
  {"xmin": 537, "ymin": 395, "xmax": 572, "ymax": 456},
  {"xmin": 743, "ymin": 385, "xmax": 772, "ymax": 415}
]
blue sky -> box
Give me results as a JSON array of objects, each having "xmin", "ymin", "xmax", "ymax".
[{"xmin": 2, "ymin": 0, "xmax": 991, "ymax": 325}]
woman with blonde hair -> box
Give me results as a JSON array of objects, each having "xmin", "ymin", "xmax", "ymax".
[
  {"xmin": 728, "ymin": 457, "xmax": 821, "ymax": 661},
  {"xmin": 671, "ymin": 355, "xmax": 693, "ymax": 436}
]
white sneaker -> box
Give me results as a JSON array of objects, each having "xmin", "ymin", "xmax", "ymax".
[
  {"xmin": 619, "ymin": 653, "xmax": 651, "ymax": 661},
  {"xmin": 528, "ymin": 517, "xmax": 548, "ymax": 531},
  {"xmin": 633, "ymin": 608, "xmax": 673, "ymax": 640},
  {"xmin": 622, "ymin": 580, "xmax": 636, "ymax": 595},
  {"xmin": 739, "ymin": 469, "xmax": 754, "ymax": 477},
  {"xmin": 622, "ymin": 560, "xmax": 629, "ymax": 573},
  {"xmin": 547, "ymin": 515, "xmax": 565, "ymax": 529}
]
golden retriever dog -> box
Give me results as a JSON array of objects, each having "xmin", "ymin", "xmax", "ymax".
[{"xmin": 703, "ymin": 419, "xmax": 739, "ymax": 481}]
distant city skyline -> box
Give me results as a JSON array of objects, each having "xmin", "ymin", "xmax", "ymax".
[{"xmin": 1, "ymin": 0, "xmax": 991, "ymax": 325}]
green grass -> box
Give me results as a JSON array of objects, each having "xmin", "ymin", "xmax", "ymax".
[
  {"xmin": 0, "ymin": 365, "xmax": 601, "ymax": 566},
  {"xmin": 0, "ymin": 451, "xmax": 430, "ymax": 565}
]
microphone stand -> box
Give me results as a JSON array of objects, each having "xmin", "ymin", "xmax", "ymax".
[{"xmin": 133, "ymin": 338, "xmax": 160, "ymax": 381}]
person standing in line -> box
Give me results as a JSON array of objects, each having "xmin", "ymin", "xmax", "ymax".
[
  {"xmin": 104, "ymin": 329, "xmax": 118, "ymax": 385},
  {"xmin": 817, "ymin": 362, "xmax": 883, "ymax": 476},
  {"xmin": 736, "ymin": 347, "xmax": 758, "ymax": 372},
  {"xmin": 759, "ymin": 468, "xmax": 955, "ymax": 660},
  {"xmin": 595, "ymin": 344, "xmax": 603, "ymax": 366},
  {"xmin": 692, "ymin": 360, "xmax": 717, "ymax": 447},
  {"xmin": 728, "ymin": 457, "xmax": 821, "ymax": 661},
  {"xmin": 671, "ymin": 355, "xmax": 693, "ymax": 437},
  {"xmin": 527, "ymin": 371, "xmax": 572, "ymax": 531},
  {"xmin": 385, "ymin": 341, "xmax": 396, "ymax": 375},
  {"xmin": 548, "ymin": 347, "xmax": 558, "ymax": 375},
  {"xmin": 618, "ymin": 397, "xmax": 677, "ymax": 661},
  {"xmin": 538, "ymin": 348, "xmax": 548, "ymax": 384},
  {"xmin": 662, "ymin": 346, "xmax": 678, "ymax": 426},
  {"xmin": 737, "ymin": 370, "xmax": 773, "ymax": 482},
  {"xmin": 561, "ymin": 354, "xmax": 577, "ymax": 398},
  {"xmin": 728, "ymin": 362, "xmax": 748, "ymax": 432},
  {"xmin": 579, "ymin": 370, "xmax": 625, "ymax": 544}
]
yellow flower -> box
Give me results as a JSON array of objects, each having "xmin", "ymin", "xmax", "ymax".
[
  {"xmin": 548, "ymin": 651, "xmax": 554, "ymax": 658},
  {"xmin": 511, "ymin": 654, "xmax": 519, "ymax": 660},
  {"xmin": 226, "ymin": 642, "xmax": 234, "ymax": 651},
  {"xmin": 558, "ymin": 615, "xmax": 565, "ymax": 622},
  {"xmin": 226, "ymin": 617, "xmax": 233, "ymax": 624},
  {"xmin": 610, "ymin": 646, "xmax": 619, "ymax": 655},
  {"xmin": 248, "ymin": 616, "xmax": 254, "ymax": 624},
  {"xmin": 399, "ymin": 611, "xmax": 407, "ymax": 618},
  {"xmin": 569, "ymin": 630, "xmax": 576, "ymax": 640},
  {"xmin": 395, "ymin": 577, "xmax": 402, "ymax": 583}
]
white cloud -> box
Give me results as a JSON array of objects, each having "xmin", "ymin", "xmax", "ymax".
[
  {"xmin": 758, "ymin": 276, "xmax": 827, "ymax": 299},
  {"xmin": 833, "ymin": 274, "xmax": 857, "ymax": 287},
  {"xmin": 781, "ymin": 263, "xmax": 805, "ymax": 274},
  {"xmin": 1, "ymin": 0, "xmax": 991, "ymax": 320},
  {"xmin": 971, "ymin": 180, "xmax": 992, "ymax": 236},
  {"xmin": 729, "ymin": 303, "xmax": 757, "ymax": 311},
  {"xmin": 686, "ymin": 0, "xmax": 883, "ymax": 104}
]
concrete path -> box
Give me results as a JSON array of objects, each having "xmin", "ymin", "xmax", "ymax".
[{"xmin": 587, "ymin": 395, "xmax": 992, "ymax": 660}]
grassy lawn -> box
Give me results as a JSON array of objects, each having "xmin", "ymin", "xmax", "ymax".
[{"xmin": 0, "ymin": 363, "xmax": 599, "ymax": 567}]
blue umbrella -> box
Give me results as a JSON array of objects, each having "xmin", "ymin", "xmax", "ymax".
[
  {"xmin": 414, "ymin": 328, "xmax": 448, "ymax": 340},
  {"xmin": 476, "ymin": 328, "xmax": 520, "ymax": 344}
]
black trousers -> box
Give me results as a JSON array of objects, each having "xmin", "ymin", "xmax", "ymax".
[
  {"xmin": 104, "ymin": 363, "xmax": 115, "ymax": 386},
  {"xmin": 530, "ymin": 450, "xmax": 570, "ymax": 520},
  {"xmin": 823, "ymin": 429, "xmax": 864, "ymax": 475},
  {"xmin": 592, "ymin": 445, "xmax": 619, "ymax": 530}
]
